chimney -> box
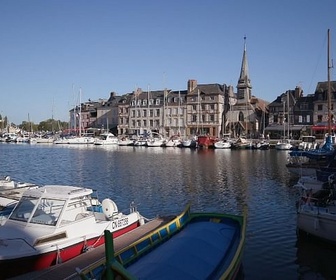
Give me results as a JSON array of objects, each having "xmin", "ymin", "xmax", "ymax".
[{"xmin": 187, "ymin": 79, "xmax": 197, "ymax": 93}]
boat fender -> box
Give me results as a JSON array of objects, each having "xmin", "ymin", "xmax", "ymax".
[{"xmin": 139, "ymin": 216, "xmax": 145, "ymax": 226}]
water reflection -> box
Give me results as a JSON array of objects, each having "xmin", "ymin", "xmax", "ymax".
[
  {"xmin": 1, "ymin": 143, "xmax": 336, "ymax": 279},
  {"xmin": 296, "ymin": 237, "xmax": 336, "ymax": 279}
]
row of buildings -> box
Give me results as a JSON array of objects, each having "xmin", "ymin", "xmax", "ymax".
[{"xmin": 71, "ymin": 40, "xmax": 336, "ymax": 140}]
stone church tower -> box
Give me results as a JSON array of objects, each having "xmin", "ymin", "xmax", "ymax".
[
  {"xmin": 237, "ymin": 36, "xmax": 252, "ymax": 103},
  {"xmin": 226, "ymin": 36, "xmax": 268, "ymax": 138}
]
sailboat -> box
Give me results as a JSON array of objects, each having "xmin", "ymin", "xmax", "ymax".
[
  {"xmin": 297, "ymin": 29, "xmax": 336, "ymax": 243},
  {"xmin": 67, "ymin": 89, "xmax": 95, "ymax": 145},
  {"xmin": 275, "ymin": 91, "xmax": 292, "ymax": 150}
]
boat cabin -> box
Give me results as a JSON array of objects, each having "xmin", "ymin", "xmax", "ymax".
[{"xmin": 9, "ymin": 186, "xmax": 101, "ymax": 227}]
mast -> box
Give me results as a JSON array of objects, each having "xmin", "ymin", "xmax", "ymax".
[
  {"xmin": 327, "ymin": 28, "xmax": 332, "ymax": 135},
  {"xmin": 197, "ymin": 89, "xmax": 200, "ymax": 134},
  {"xmin": 147, "ymin": 85, "xmax": 150, "ymax": 133},
  {"xmin": 178, "ymin": 90, "xmax": 181, "ymax": 136},
  {"xmin": 79, "ymin": 88, "xmax": 82, "ymax": 137},
  {"xmin": 287, "ymin": 91, "xmax": 290, "ymax": 139}
]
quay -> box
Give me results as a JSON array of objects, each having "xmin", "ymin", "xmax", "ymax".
[{"xmin": 11, "ymin": 216, "xmax": 174, "ymax": 280}]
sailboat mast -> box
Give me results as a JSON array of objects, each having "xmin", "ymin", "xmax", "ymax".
[
  {"xmin": 287, "ymin": 91, "xmax": 290, "ymax": 138},
  {"xmin": 327, "ymin": 28, "xmax": 332, "ymax": 135},
  {"xmin": 79, "ymin": 88, "xmax": 82, "ymax": 137}
]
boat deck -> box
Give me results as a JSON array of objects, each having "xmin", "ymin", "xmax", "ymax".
[{"xmin": 10, "ymin": 216, "xmax": 174, "ymax": 280}]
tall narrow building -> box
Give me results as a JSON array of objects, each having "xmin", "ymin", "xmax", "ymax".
[
  {"xmin": 226, "ymin": 36, "xmax": 269, "ymax": 138},
  {"xmin": 237, "ymin": 36, "xmax": 252, "ymax": 102}
]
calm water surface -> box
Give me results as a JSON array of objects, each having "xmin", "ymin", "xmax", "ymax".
[{"xmin": 1, "ymin": 143, "xmax": 336, "ymax": 280}]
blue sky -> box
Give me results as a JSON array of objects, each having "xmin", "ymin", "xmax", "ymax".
[{"xmin": 1, "ymin": 1, "xmax": 335, "ymax": 124}]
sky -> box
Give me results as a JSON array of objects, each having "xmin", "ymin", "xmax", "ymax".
[{"xmin": 1, "ymin": 1, "xmax": 336, "ymax": 124}]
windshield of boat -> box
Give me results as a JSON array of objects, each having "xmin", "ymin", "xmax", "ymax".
[{"xmin": 10, "ymin": 197, "xmax": 66, "ymax": 226}]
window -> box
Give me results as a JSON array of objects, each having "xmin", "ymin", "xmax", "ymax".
[
  {"xmin": 192, "ymin": 105, "xmax": 197, "ymax": 111},
  {"xmin": 307, "ymin": 115, "xmax": 310, "ymax": 122},
  {"xmin": 299, "ymin": 116, "xmax": 302, "ymax": 123},
  {"xmin": 317, "ymin": 104, "xmax": 323, "ymax": 111},
  {"xmin": 210, "ymin": 115, "xmax": 215, "ymax": 122},
  {"xmin": 156, "ymin": 99, "xmax": 160, "ymax": 105},
  {"xmin": 192, "ymin": 115, "xmax": 197, "ymax": 122},
  {"xmin": 143, "ymin": 100, "xmax": 147, "ymax": 106},
  {"xmin": 10, "ymin": 197, "xmax": 39, "ymax": 222},
  {"xmin": 317, "ymin": 115, "xmax": 323, "ymax": 122},
  {"xmin": 239, "ymin": 112, "xmax": 244, "ymax": 122}
]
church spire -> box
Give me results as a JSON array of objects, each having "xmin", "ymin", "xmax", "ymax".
[{"xmin": 237, "ymin": 36, "xmax": 252, "ymax": 100}]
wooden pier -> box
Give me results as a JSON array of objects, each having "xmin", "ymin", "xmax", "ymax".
[{"xmin": 11, "ymin": 216, "xmax": 174, "ymax": 280}]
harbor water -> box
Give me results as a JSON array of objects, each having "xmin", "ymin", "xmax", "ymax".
[{"xmin": 1, "ymin": 143, "xmax": 336, "ymax": 279}]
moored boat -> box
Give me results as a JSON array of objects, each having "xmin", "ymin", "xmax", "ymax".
[
  {"xmin": 118, "ymin": 136, "xmax": 134, "ymax": 146},
  {"xmin": 181, "ymin": 136, "xmax": 198, "ymax": 148},
  {"xmin": 0, "ymin": 175, "xmax": 39, "ymax": 225},
  {"xmin": 197, "ymin": 135, "xmax": 217, "ymax": 149},
  {"xmin": 286, "ymin": 135, "xmax": 336, "ymax": 176},
  {"xmin": 231, "ymin": 136, "xmax": 252, "ymax": 149},
  {"xmin": 275, "ymin": 139, "xmax": 292, "ymax": 150},
  {"xmin": 0, "ymin": 185, "xmax": 147, "ymax": 278},
  {"xmin": 94, "ymin": 133, "xmax": 118, "ymax": 145},
  {"xmin": 164, "ymin": 135, "xmax": 182, "ymax": 147},
  {"xmin": 214, "ymin": 138, "xmax": 232, "ymax": 149},
  {"xmin": 297, "ymin": 186, "xmax": 336, "ymax": 243},
  {"xmin": 77, "ymin": 204, "xmax": 246, "ymax": 280}
]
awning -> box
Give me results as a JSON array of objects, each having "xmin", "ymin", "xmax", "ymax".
[
  {"xmin": 264, "ymin": 125, "xmax": 306, "ymax": 131},
  {"xmin": 311, "ymin": 125, "xmax": 336, "ymax": 131},
  {"xmin": 311, "ymin": 122, "xmax": 336, "ymax": 131}
]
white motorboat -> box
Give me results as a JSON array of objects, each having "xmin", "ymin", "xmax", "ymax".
[
  {"xmin": 275, "ymin": 139, "xmax": 292, "ymax": 150},
  {"xmin": 297, "ymin": 187, "xmax": 336, "ymax": 243},
  {"xmin": 67, "ymin": 134, "xmax": 95, "ymax": 144},
  {"xmin": 146, "ymin": 132, "xmax": 165, "ymax": 147},
  {"xmin": 0, "ymin": 175, "xmax": 39, "ymax": 199},
  {"xmin": 94, "ymin": 133, "xmax": 118, "ymax": 145},
  {"xmin": 31, "ymin": 134, "xmax": 55, "ymax": 144},
  {"xmin": 118, "ymin": 136, "xmax": 133, "ymax": 146},
  {"xmin": 214, "ymin": 139, "xmax": 231, "ymax": 149},
  {"xmin": 181, "ymin": 136, "xmax": 197, "ymax": 148},
  {"xmin": 0, "ymin": 176, "xmax": 39, "ymax": 226},
  {"xmin": 164, "ymin": 135, "xmax": 182, "ymax": 147},
  {"xmin": 0, "ymin": 185, "xmax": 147, "ymax": 278}
]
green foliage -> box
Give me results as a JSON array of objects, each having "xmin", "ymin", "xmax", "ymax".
[{"xmin": 17, "ymin": 119, "xmax": 68, "ymax": 132}]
